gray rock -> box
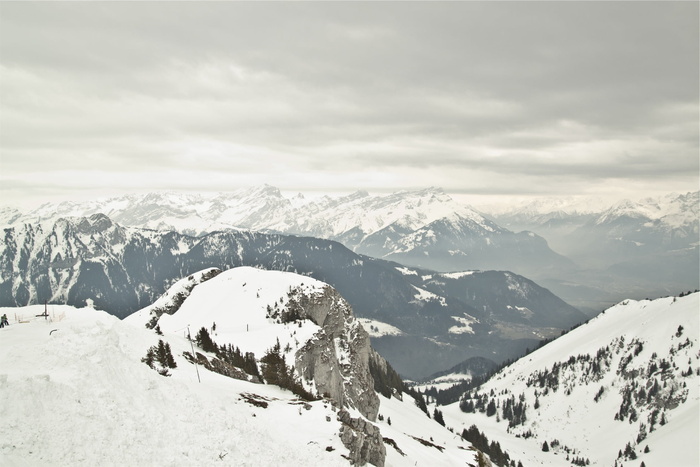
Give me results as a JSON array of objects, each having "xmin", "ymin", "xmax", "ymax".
[
  {"xmin": 338, "ymin": 409, "xmax": 386, "ymax": 467},
  {"xmin": 294, "ymin": 286, "xmax": 380, "ymax": 422}
]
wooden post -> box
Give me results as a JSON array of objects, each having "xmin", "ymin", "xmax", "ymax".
[{"xmin": 187, "ymin": 325, "xmax": 201, "ymax": 383}]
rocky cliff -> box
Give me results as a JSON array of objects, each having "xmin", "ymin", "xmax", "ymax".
[
  {"xmin": 293, "ymin": 285, "xmax": 380, "ymax": 422},
  {"xmin": 130, "ymin": 267, "xmax": 387, "ymax": 466}
]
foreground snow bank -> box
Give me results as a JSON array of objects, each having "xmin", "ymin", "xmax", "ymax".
[{"xmin": 0, "ymin": 305, "xmax": 348, "ymax": 467}]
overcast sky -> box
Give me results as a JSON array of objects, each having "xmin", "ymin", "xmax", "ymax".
[{"xmin": 1, "ymin": 2, "xmax": 698, "ymax": 209}]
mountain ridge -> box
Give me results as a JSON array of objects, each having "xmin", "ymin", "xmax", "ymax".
[
  {"xmin": 0, "ymin": 214, "xmax": 586, "ymax": 380},
  {"xmin": 0, "ymin": 186, "xmax": 575, "ymax": 281}
]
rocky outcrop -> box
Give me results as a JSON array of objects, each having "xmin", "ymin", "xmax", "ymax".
[
  {"xmin": 293, "ymin": 286, "xmax": 380, "ymax": 422},
  {"xmin": 283, "ymin": 283, "xmax": 386, "ymax": 466},
  {"xmin": 338, "ymin": 409, "xmax": 386, "ymax": 467}
]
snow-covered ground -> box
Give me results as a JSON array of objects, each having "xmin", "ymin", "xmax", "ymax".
[
  {"xmin": 0, "ymin": 305, "xmax": 348, "ymax": 467},
  {"xmin": 439, "ymin": 293, "xmax": 700, "ymax": 467},
  {"xmin": 1, "ymin": 267, "xmax": 480, "ymax": 466},
  {"xmin": 126, "ymin": 267, "xmax": 329, "ymax": 371},
  {"xmin": 357, "ymin": 318, "xmax": 404, "ymax": 338}
]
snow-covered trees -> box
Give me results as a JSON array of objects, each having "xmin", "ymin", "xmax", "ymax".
[
  {"xmin": 461, "ymin": 424, "xmax": 516, "ymax": 467},
  {"xmin": 433, "ymin": 408, "xmax": 445, "ymax": 426},
  {"xmin": 195, "ymin": 327, "xmax": 217, "ymax": 353},
  {"xmin": 260, "ymin": 339, "xmax": 316, "ymax": 401},
  {"xmin": 142, "ymin": 339, "xmax": 177, "ymax": 376}
]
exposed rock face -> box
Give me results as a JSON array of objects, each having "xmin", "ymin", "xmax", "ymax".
[
  {"xmin": 294, "ymin": 286, "xmax": 380, "ymax": 422},
  {"xmin": 338, "ymin": 409, "xmax": 386, "ymax": 467}
]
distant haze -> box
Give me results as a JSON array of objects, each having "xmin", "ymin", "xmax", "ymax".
[{"xmin": 1, "ymin": 2, "xmax": 697, "ymax": 209}]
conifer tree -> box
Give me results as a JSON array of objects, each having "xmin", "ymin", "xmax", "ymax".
[
  {"xmin": 433, "ymin": 408, "xmax": 445, "ymax": 426},
  {"xmin": 141, "ymin": 347, "xmax": 156, "ymax": 369},
  {"xmin": 165, "ymin": 342, "xmax": 177, "ymax": 368},
  {"xmin": 486, "ymin": 398, "xmax": 496, "ymax": 417},
  {"xmin": 157, "ymin": 339, "xmax": 168, "ymax": 367},
  {"xmin": 195, "ymin": 327, "xmax": 217, "ymax": 353}
]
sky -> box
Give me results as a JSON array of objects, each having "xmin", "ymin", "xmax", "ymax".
[{"xmin": 1, "ymin": 2, "xmax": 698, "ymax": 209}]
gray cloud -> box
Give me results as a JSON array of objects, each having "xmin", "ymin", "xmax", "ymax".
[{"xmin": 0, "ymin": 2, "xmax": 697, "ymax": 207}]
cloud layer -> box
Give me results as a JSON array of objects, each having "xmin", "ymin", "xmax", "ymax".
[{"xmin": 1, "ymin": 2, "xmax": 697, "ymax": 207}]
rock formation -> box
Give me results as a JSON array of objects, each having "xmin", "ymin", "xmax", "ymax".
[{"xmin": 293, "ymin": 285, "xmax": 380, "ymax": 422}]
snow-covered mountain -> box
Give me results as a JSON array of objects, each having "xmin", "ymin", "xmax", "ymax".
[
  {"xmin": 0, "ymin": 186, "xmax": 573, "ymax": 280},
  {"xmin": 0, "ymin": 215, "xmax": 586, "ymax": 380},
  {"xmin": 482, "ymin": 191, "xmax": 699, "ymax": 312},
  {"xmin": 438, "ymin": 292, "xmax": 699, "ymax": 467},
  {"xmin": 483, "ymin": 191, "xmax": 699, "ymax": 267},
  {"xmin": 0, "ymin": 186, "xmax": 486, "ymax": 239},
  {"xmin": 0, "ymin": 267, "xmax": 480, "ymax": 466}
]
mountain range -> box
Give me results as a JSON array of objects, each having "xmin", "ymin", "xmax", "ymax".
[
  {"xmin": 0, "ymin": 186, "xmax": 575, "ymax": 282},
  {"xmin": 3, "ymin": 186, "xmax": 696, "ymax": 313},
  {"xmin": 0, "ymin": 214, "xmax": 585, "ymax": 380},
  {"xmin": 484, "ymin": 191, "xmax": 699, "ymax": 311},
  {"xmin": 2, "ymin": 264, "xmax": 695, "ymax": 466}
]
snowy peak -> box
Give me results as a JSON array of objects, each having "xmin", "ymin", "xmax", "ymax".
[
  {"xmin": 595, "ymin": 191, "xmax": 699, "ymax": 228},
  {"xmin": 0, "ymin": 185, "xmax": 486, "ymax": 242},
  {"xmin": 0, "ymin": 186, "xmax": 577, "ymax": 279},
  {"xmin": 131, "ymin": 266, "xmax": 381, "ymax": 421}
]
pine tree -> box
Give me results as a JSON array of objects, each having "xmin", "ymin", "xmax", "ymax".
[
  {"xmin": 261, "ymin": 339, "xmax": 284, "ymax": 386},
  {"xmin": 142, "ymin": 340, "xmax": 176, "ymax": 375},
  {"xmin": 195, "ymin": 327, "xmax": 217, "ymax": 353},
  {"xmin": 157, "ymin": 340, "xmax": 168, "ymax": 367},
  {"xmin": 433, "ymin": 408, "xmax": 445, "ymax": 426},
  {"xmin": 486, "ymin": 398, "xmax": 497, "ymax": 417},
  {"xmin": 243, "ymin": 352, "xmax": 260, "ymax": 378},
  {"xmin": 542, "ymin": 441, "xmax": 550, "ymax": 452},
  {"xmin": 165, "ymin": 342, "xmax": 177, "ymax": 368},
  {"xmin": 141, "ymin": 347, "xmax": 156, "ymax": 369}
]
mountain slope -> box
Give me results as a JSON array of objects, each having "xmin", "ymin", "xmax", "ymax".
[
  {"xmin": 440, "ymin": 292, "xmax": 699, "ymax": 466},
  {"xmin": 0, "ymin": 267, "xmax": 480, "ymax": 467}
]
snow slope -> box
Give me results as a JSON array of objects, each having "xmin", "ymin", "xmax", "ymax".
[
  {"xmin": 130, "ymin": 267, "xmax": 328, "ymax": 370},
  {"xmin": 441, "ymin": 292, "xmax": 700, "ymax": 467},
  {"xmin": 1, "ymin": 267, "xmax": 480, "ymax": 466},
  {"xmin": 0, "ymin": 305, "xmax": 348, "ymax": 467}
]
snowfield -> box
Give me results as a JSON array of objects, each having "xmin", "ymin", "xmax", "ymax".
[{"xmin": 0, "ymin": 305, "xmax": 348, "ymax": 467}]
